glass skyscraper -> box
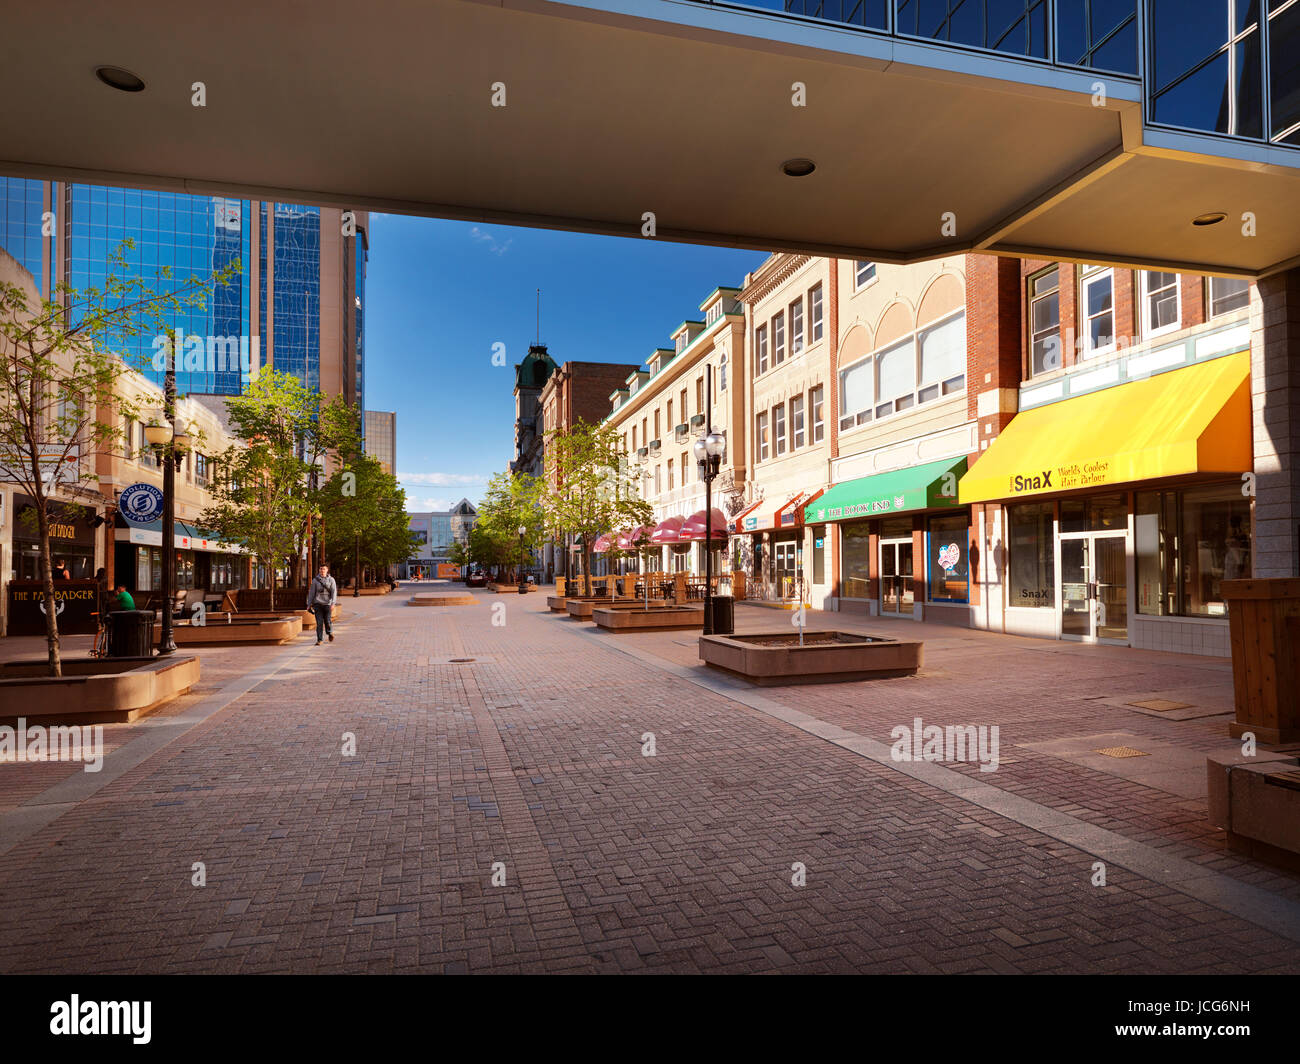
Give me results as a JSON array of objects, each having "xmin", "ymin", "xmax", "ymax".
[{"xmin": 0, "ymin": 180, "xmax": 366, "ymax": 404}]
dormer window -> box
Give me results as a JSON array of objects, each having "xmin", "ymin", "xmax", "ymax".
[{"xmin": 675, "ymin": 333, "xmax": 687, "ymax": 354}]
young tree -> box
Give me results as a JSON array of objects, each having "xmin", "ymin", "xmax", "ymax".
[
  {"xmin": 540, "ymin": 420, "xmax": 652, "ymax": 596},
  {"xmin": 475, "ymin": 471, "xmax": 546, "ymax": 582},
  {"xmin": 0, "ymin": 241, "xmax": 230, "ymax": 676},
  {"xmin": 200, "ymin": 368, "xmax": 353, "ymax": 609},
  {"xmin": 317, "ymin": 451, "xmax": 415, "ymax": 584}
]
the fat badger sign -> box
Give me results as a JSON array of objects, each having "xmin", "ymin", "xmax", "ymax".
[{"xmin": 7, "ymin": 581, "xmax": 99, "ymax": 636}]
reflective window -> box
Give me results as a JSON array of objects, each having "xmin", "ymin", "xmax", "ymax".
[
  {"xmin": 789, "ymin": 297, "xmax": 805, "ymax": 355},
  {"xmin": 1137, "ymin": 483, "xmax": 1251, "ymax": 616},
  {"xmin": 809, "ymin": 283, "xmax": 824, "ymax": 341},
  {"xmin": 810, "ymin": 384, "xmax": 825, "ymax": 442},
  {"xmin": 839, "ymin": 356, "xmax": 873, "ymax": 430},
  {"xmin": 1080, "ymin": 266, "xmax": 1114, "ymax": 357},
  {"xmin": 0, "ymin": 177, "xmax": 48, "ymax": 291},
  {"xmin": 1150, "ymin": 0, "xmax": 1264, "ymax": 139},
  {"xmin": 896, "ymin": 0, "xmax": 1050, "ymax": 58},
  {"xmin": 1056, "ymin": 0, "xmax": 1138, "ymax": 73},
  {"xmin": 1208, "ymin": 275, "xmax": 1251, "ymax": 316},
  {"xmin": 774, "ymin": 403, "xmax": 787, "ymax": 454},
  {"xmin": 841, "ymin": 522, "xmax": 872, "ymax": 598},
  {"xmin": 782, "ymin": 0, "xmax": 888, "ymax": 30},
  {"xmin": 855, "ymin": 260, "xmax": 876, "ymax": 287},
  {"xmin": 1029, "ymin": 266, "xmax": 1062, "ymax": 375},
  {"xmin": 1009, "ymin": 502, "xmax": 1055, "ymax": 607},
  {"xmin": 1141, "ymin": 270, "xmax": 1181, "ymax": 336},
  {"xmin": 1270, "ymin": 0, "xmax": 1300, "ymax": 143}
]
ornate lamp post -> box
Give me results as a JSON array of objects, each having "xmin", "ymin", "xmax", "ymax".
[
  {"xmin": 144, "ymin": 403, "xmax": 190, "ymax": 656},
  {"xmin": 518, "ymin": 524, "xmax": 528, "ymax": 594},
  {"xmin": 693, "ymin": 430, "xmax": 725, "ymax": 635}
]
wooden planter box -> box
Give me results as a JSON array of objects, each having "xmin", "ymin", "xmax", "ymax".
[
  {"xmin": 0, "ymin": 655, "xmax": 201, "ymax": 724},
  {"xmin": 566, "ymin": 598, "xmax": 648, "ymax": 620},
  {"xmin": 591, "ymin": 605, "xmax": 705, "ymax": 631},
  {"xmin": 1222, "ymin": 578, "xmax": 1300, "ymax": 743},
  {"xmin": 408, "ymin": 592, "xmax": 477, "ymax": 607},
  {"xmin": 162, "ymin": 615, "xmax": 302, "ymax": 646},
  {"xmin": 699, "ymin": 631, "xmax": 923, "ymax": 685}
]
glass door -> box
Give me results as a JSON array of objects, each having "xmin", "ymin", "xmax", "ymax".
[
  {"xmin": 880, "ymin": 539, "xmax": 914, "ymax": 615},
  {"xmin": 774, "ymin": 542, "xmax": 796, "ymax": 599},
  {"xmin": 1059, "ymin": 533, "xmax": 1127, "ymax": 642}
]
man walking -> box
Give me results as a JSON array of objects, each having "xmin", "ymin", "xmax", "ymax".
[{"xmin": 307, "ymin": 563, "xmax": 338, "ymax": 645}]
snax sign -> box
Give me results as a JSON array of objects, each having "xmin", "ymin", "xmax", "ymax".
[{"xmin": 1009, "ymin": 459, "xmax": 1111, "ymax": 495}]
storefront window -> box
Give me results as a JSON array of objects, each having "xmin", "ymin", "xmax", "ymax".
[
  {"xmin": 927, "ymin": 514, "xmax": 969, "ymax": 604},
  {"xmin": 841, "ymin": 523, "xmax": 870, "ymax": 599},
  {"xmin": 1136, "ymin": 484, "xmax": 1250, "ymax": 617},
  {"xmin": 1008, "ymin": 502, "xmax": 1054, "ymax": 607},
  {"xmin": 1061, "ymin": 493, "xmax": 1126, "ymax": 534}
]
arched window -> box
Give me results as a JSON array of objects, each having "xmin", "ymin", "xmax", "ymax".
[{"xmin": 719, "ymin": 352, "xmax": 728, "ymax": 391}]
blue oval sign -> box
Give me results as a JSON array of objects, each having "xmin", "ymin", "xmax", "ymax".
[{"xmin": 119, "ymin": 483, "xmax": 165, "ymax": 524}]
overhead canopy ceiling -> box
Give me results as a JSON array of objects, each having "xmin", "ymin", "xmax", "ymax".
[{"xmin": 0, "ymin": 0, "xmax": 1295, "ymax": 276}]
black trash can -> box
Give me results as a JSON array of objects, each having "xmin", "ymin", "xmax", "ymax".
[
  {"xmin": 708, "ymin": 596, "xmax": 735, "ymax": 635},
  {"xmin": 107, "ymin": 610, "xmax": 155, "ymax": 658}
]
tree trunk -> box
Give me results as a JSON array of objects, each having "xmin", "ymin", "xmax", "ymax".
[
  {"xmin": 268, "ymin": 562, "xmax": 276, "ymax": 612},
  {"xmin": 38, "ymin": 507, "xmax": 62, "ymax": 678},
  {"xmin": 582, "ymin": 541, "xmax": 591, "ymax": 597}
]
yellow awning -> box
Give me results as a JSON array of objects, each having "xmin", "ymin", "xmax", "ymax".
[{"xmin": 960, "ymin": 352, "xmax": 1251, "ymax": 504}]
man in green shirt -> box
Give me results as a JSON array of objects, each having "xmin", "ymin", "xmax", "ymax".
[{"xmin": 113, "ymin": 585, "xmax": 135, "ymax": 611}]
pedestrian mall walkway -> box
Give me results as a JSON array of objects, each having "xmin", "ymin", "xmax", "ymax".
[{"xmin": 0, "ymin": 585, "xmax": 1297, "ymax": 973}]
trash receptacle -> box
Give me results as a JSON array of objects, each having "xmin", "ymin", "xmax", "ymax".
[
  {"xmin": 709, "ymin": 596, "xmax": 735, "ymax": 635},
  {"xmin": 107, "ymin": 610, "xmax": 154, "ymax": 658}
]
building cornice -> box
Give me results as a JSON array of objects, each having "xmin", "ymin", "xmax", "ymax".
[{"xmin": 741, "ymin": 253, "xmax": 815, "ymax": 306}]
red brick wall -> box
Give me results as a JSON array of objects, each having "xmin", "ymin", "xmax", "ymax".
[{"xmin": 966, "ymin": 255, "xmax": 1021, "ymax": 449}]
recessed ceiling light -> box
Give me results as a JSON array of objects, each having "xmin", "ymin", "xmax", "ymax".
[
  {"xmin": 95, "ymin": 66, "xmax": 146, "ymax": 93},
  {"xmin": 1192, "ymin": 211, "xmax": 1227, "ymax": 227},
  {"xmin": 781, "ymin": 158, "xmax": 816, "ymax": 178}
]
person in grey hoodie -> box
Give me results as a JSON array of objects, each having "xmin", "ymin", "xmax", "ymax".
[{"xmin": 307, "ymin": 563, "xmax": 338, "ymax": 645}]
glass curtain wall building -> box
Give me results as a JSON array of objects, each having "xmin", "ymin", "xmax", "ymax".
[
  {"xmin": 0, "ymin": 180, "xmax": 367, "ymax": 403},
  {"xmin": 696, "ymin": 1, "xmax": 1299, "ymax": 148}
]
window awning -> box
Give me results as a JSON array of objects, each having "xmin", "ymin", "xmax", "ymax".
[
  {"xmin": 776, "ymin": 488, "xmax": 824, "ymax": 528},
  {"xmin": 115, "ymin": 519, "xmax": 247, "ymax": 553},
  {"xmin": 728, "ymin": 499, "xmax": 763, "ymax": 534},
  {"xmin": 806, "ymin": 456, "xmax": 967, "ymax": 523},
  {"xmin": 959, "ymin": 351, "xmax": 1251, "ymax": 504}
]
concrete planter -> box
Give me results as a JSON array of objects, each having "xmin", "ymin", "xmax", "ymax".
[
  {"xmin": 1208, "ymin": 751, "xmax": 1300, "ymax": 872},
  {"xmin": 161, "ymin": 615, "xmax": 302, "ymax": 646},
  {"xmin": 212, "ymin": 608, "xmax": 338, "ymax": 627},
  {"xmin": 0, "ymin": 655, "xmax": 201, "ymax": 724},
  {"xmin": 591, "ymin": 605, "xmax": 705, "ymax": 632},
  {"xmin": 408, "ymin": 592, "xmax": 477, "ymax": 607},
  {"xmin": 566, "ymin": 598, "xmax": 647, "ymax": 620},
  {"xmin": 699, "ymin": 631, "xmax": 923, "ymax": 685},
  {"xmin": 487, "ymin": 583, "xmax": 538, "ymax": 594}
]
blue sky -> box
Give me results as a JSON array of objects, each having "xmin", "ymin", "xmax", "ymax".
[{"xmin": 363, "ymin": 216, "xmax": 767, "ymax": 513}]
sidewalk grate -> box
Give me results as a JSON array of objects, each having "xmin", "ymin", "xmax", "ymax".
[
  {"xmin": 1127, "ymin": 698, "xmax": 1192, "ymax": 712},
  {"xmin": 1094, "ymin": 745, "xmax": 1149, "ymax": 758}
]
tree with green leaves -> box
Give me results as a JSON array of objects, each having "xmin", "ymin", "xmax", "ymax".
[
  {"xmin": 200, "ymin": 368, "xmax": 355, "ymax": 609},
  {"xmin": 0, "ymin": 240, "xmax": 232, "ymax": 676},
  {"xmin": 317, "ymin": 450, "xmax": 415, "ymax": 585},
  {"xmin": 474, "ymin": 471, "xmax": 546, "ymax": 582},
  {"xmin": 540, "ymin": 419, "xmax": 652, "ymax": 596}
]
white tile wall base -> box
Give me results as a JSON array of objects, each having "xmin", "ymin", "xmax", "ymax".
[
  {"xmin": 1131, "ymin": 616, "xmax": 1231, "ymax": 657},
  {"xmin": 1001, "ymin": 608, "xmax": 1058, "ymax": 639}
]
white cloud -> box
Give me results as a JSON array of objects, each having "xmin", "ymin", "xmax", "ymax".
[
  {"xmin": 397, "ymin": 472, "xmax": 487, "ymax": 486},
  {"xmin": 468, "ymin": 226, "xmax": 512, "ymax": 256}
]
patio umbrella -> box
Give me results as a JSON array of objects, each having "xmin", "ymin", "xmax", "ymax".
[
  {"xmin": 679, "ymin": 508, "xmax": 728, "ymax": 542},
  {"xmin": 649, "ymin": 516, "xmax": 685, "ymax": 544}
]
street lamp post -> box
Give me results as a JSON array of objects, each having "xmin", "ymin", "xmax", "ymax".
[
  {"xmin": 693, "ymin": 371, "xmax": 725, "ymax": 636},
  {"xmin": 143, "ymin": 358, "xmax": 190, "ymax": 656},
  {"xmin": 517, "ymin": 525, "xmax": 528, "ymax": 594}
]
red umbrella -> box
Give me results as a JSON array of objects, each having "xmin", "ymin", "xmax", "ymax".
[
  {"xmin": 679, "ymin": 508, "xmax": 728, "ymax": 541},
  {"xmin": 592, "ymin": 533, "xmax": 613, "ymax": 554},
  {"xmin": 649, "ymin": 516, "xmax": 685, "ymax": 544},
  {"xmin": 618, "ymin": 525, "xmax": 654, "ymax": 550}
]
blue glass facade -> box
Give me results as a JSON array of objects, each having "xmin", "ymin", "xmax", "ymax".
[
  {"xmin": 0, "ymin": 180, "xmax": 364, "ymax": 403},
  {"xmin": 261, "ymin": 203, "xmax": 322, "ymax": 392},
  {"xmin": 62, "ymin": 185, "xmax": 253, "ymax": 395},
  {"xmin": 0, "ymin": 177, "xmax": 49, "ymax": 293}
]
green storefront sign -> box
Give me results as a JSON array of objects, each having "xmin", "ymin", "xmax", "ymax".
[{"xmin": 806, "ymin": 456, "xmax": 967, "ymax": 523}]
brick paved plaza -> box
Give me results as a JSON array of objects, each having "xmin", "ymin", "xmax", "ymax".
[{"xmin": 1, "ymin": 585, "xmax": 1298, "ymax": 975}]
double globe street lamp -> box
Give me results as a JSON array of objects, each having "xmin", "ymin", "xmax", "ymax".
[
  {"xmin": 143, "ymin": 415, "xmax": 192, "ymax": 656},
  {"xmin": 693, "ymin": 431, "xmax": 725, "ymax": 635}
]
